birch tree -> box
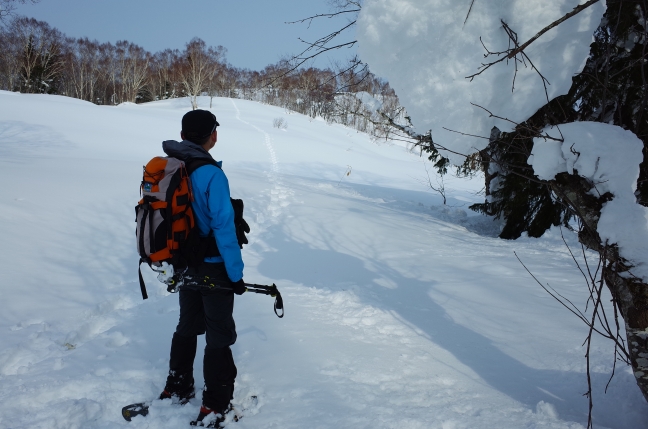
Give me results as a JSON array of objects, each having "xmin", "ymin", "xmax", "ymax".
[
  {"xmin": 9, "ymin": 17, "xmax": 64, "ymax": 94},
  {"xmin": 179, "ymin": 38, "xmax": 225, "ymax": 110},
  {"xmin": 120, "ymin": 41, "xmax": 149, "ymax": 103},
  {"xmin": 0, "ymin": 0, "xmax": 38, "ymax": 23}
]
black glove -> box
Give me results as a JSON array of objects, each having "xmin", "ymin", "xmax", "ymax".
[
  {"xmin": 230, "ymin": 198, "xmax": 250, "ymax": 249},
  {"xmin": 232, "ymin": 279, "xmax": 246, "ymax": 295},
  {"xmin": 237, "ymin": 218, "xmax": 250, "ymax": 247}
]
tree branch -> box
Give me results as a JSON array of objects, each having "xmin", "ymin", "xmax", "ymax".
[
  {"xmin": 506, "ymin": 0, "xmax": 602, "ymax": 59},
  {"xmin": 286, "ymin": 9, "xmax": 360, "ymax": 26},
  {"xmin": 464, "ymin": 0, "xmax": 477, "ymax": 27}
]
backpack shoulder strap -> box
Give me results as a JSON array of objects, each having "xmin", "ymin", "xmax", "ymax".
[{"xmin": 185, "ymin": 158, "xmax": 220, "ymax": 176}]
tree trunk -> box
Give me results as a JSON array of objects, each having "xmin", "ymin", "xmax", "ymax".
[
  {"xmin": 549, "ymin": 175, "xmax": 648, "ymax": 402},
  {"xmin": 605, "ymin": 261, "xmax": 648, "ymax": 403}
]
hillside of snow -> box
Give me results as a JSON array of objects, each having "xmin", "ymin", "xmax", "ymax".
[{"xmin": 0, "ymin": 92, "xmax": 647, "ymax": 429}]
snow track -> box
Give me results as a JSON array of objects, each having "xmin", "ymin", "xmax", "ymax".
[{"xmin": 230, "ymin": 98, "xmax": 292, "ymax": 225}]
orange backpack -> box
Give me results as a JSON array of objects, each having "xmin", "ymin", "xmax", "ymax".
[{"xmin": 136, "ymin": 156, "xmax": 217, "ymax": 299}]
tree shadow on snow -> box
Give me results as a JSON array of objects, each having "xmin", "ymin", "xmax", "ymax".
[
  {"xmin": 257, "ymin": 229, "xmax": 645, "ymax": 429},
  {"xmin": 0, "ymin": 120, "xmax": 74, "ymax": 162},
  {"xmin": 292, "ymin": 176, "xmax": 503, "ymax": 239}
]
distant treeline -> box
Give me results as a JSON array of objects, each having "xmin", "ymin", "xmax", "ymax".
[{"xmin": 0, "ymin": 16, "xmax": 405, "ymax": 135}]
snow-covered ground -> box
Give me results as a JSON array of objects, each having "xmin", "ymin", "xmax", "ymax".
[{"xmin": 0, "ymin": 92, "xmax": 647, "ymax": 429}]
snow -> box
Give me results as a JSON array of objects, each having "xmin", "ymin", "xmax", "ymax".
[
  {"xmin": 350, "ymin": 91, "xmax": 383, "ymax": 113},
  {"xmin": 0, "ymin": 91, "xmax": 647, "ymax": 428},
  {"xmin": 530, "ymin": 122, "xmax": 648, "ymax": 281},
  {"xmin": 357, "ymin": 0, "xmax": 606, "ymax": 164}
]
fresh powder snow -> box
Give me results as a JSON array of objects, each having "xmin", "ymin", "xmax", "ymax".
[
  {"xmin": 0, "ymin": 92, "xmax": 647, "ymax": 429},
  {"xmin": 530, "ymin": 122, "xmax": 648, "ymax": 282}
]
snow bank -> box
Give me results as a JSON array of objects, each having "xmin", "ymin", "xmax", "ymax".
[
  {"xmin": 357, "ymin": 0, "xmax": 606, "ymax": 164},
  {"xmin": 530, "ymin": 122, "xmax": 648, "ymax": 280}
]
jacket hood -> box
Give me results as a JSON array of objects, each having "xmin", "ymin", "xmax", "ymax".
[{"xmin": 162, "ymin": 139, "xmax": 214, "ymax": 163}]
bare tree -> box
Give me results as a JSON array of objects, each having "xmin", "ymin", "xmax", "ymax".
[
  {"xmin": 0, "ymin": 23, "xmax": 22, "ymax": 90},
  {"xmin": 119, "ymin": 41, "xmax": 149, "ymax": 103},
  {"xmin": 66, "ymin": 37, "xmax": 103, "ymax": 102},
  {"xmin": 149, "ymin": 48, "xmax": 180, "ymax": 101},
  {"xmin": 8, "ymin": 17, "xmax": 64, "ymax": 94},
  {"xmin": 0, "ymin": 11, "xmax": 402, "ymax": 139},
  {"xmin": 205, "ymin": 49, "xmax": 229, "ymax": 107},
  {"xmin": 101, "ymin": 42, "xmax": 121, "ymax": 104},
  {"xmin": 0, "ymin": 0, "xmax": 38, "ymax": 23},
  {"xmin": 179, "ymin": 38, "xmax": 225, "ymax": 110},
  {"xmin": 280, "ymin": 0, "xmax": 360, "ymax": 86}
]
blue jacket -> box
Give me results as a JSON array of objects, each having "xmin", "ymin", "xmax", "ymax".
[{"xmin": 162, "ymin": 139, "xmax": 244, "ymax": 282}]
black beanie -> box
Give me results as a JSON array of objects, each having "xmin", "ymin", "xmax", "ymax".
[{"xmin": 181, "ymin": 109, "xmax": 219, "ymax": 141}]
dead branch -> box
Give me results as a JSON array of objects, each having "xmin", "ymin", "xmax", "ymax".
[
  {"xmin": 471, "ymin": 102, "xmax": 565, "ymax": 142},
  {"xmin": 466, "ymin": 19, "xmax": 552, "ymax": 99},
  {"xmin": 421, "ymin": 161, "xmax": 447, "ymax": 204},
  {"xmin": 515, "ymin": 241, "xmax": 631, "ymax": 429},
  {"xmin": 465, "ymin": 0, "xmax": 601, "ymax": 99},
  {"xmin": 286, "ymin": 8, "xmax": 360, "ymax": 26},
  {"xmin": 507, "ymin": 0, "xmax": 602, "ymax": 59},
  {"xmin": 464, "ymin": 0, "xmax": 477, "ymax": 27},
  {"xmin": 441, "ymin": 127, "xmax": 490, "ymax": 140},
  {"xmin": 265, "ymin": 20, "xmax": 357, "ymax": 88}
]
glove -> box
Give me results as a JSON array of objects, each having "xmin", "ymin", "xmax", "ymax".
[
  {"xmin": 230, "ymin": 198, "xmax": 250, "ymax": 249},
  {"xmin": 232, "ymin": 279, "xmax": 246, "ymax": 295},
  {"xmin": 236, "ymin": 218, "xmax": 250, "ymax": 248}
]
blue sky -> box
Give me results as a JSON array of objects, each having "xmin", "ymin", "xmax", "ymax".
[{"xmin": 12, "ymin": 0, "xmax": 358, "ymax": 71}]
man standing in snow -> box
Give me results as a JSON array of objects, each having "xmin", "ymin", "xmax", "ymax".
[{"xmin": 160, "ymin": 109, "xmax": 246, "ymax": 426}]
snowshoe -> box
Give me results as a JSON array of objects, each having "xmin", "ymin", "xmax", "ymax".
[{"xmin": 121, "ymin": 389, "xmax": 195, "ymax": 421}]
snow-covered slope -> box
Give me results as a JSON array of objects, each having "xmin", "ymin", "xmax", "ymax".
[{"xmin": 0, "ymin": 92, "xmax": 646, "ymax": 429}]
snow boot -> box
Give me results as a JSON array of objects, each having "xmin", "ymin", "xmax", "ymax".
[
  {"xmin": 162, "ymin": 332, "xmax": 198, "ymax": 402},
  {"xmin": 190, "ymin": 404, "xmax": 230, "ymax": 427},
  {"xmin": 161, "ymin": 369, "xmax": 195, "ymax": 403}
]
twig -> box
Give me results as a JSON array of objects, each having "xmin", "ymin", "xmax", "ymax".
[
  {"xmin": 337, "ymin": 165, "xmax": 352, "ymax": 186},
  {"xmin": 421, "ymin": 161, "xmax": 447, "ymax": 204},
  {"xmin": 514, "ymin": 251, "xmax": 625, "ymax": 343},
  {"xmin": 442, "ymin": 127, "xmax": 490, "ymax": 140},
  {"xmin": 464, "ymin": 0, "xmax": 477, "ymax": 27},
  {"xmin": 515, "ymin": 238, "xmax": 631, "ymax": 429},
  {"xmin": 506, "ymin": 0, "xmax": 602, "ymax": 59},
  {"xmin": 266, "ymin": 8, "xmax": 359, "ymax": 89},
  {"xmin": 466, "ymin": 18, "xmax": 553, "ymax": 100},
  {"xmin": 285, "ymin": 9, "xmax": 361, "ymax": 26}
]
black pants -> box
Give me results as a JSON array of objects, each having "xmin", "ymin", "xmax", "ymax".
[{"xmin": 167, "ymin": 262, "xmax": 238, "ymax": 412}]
